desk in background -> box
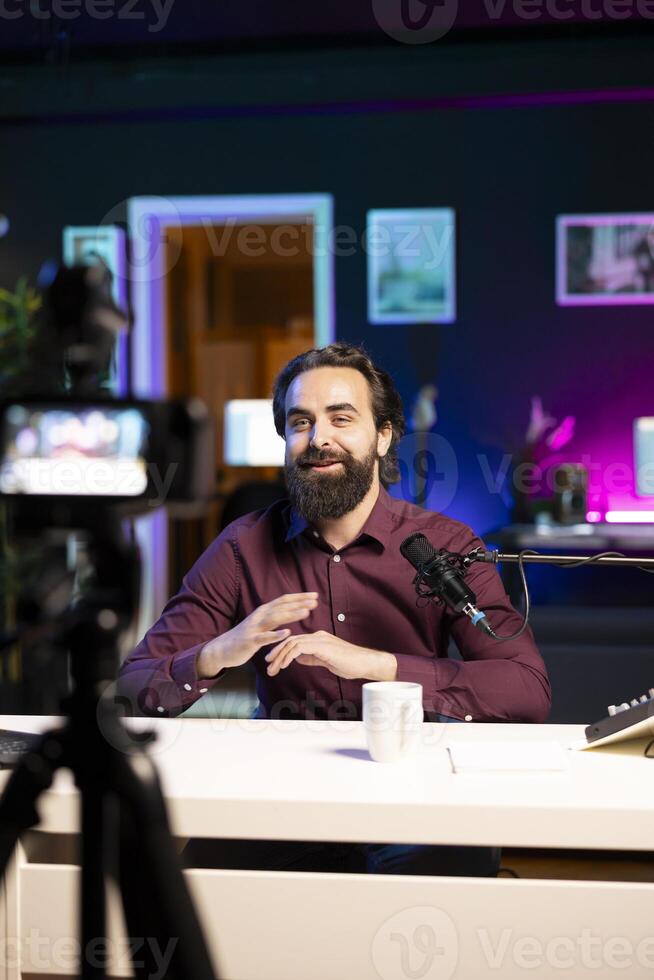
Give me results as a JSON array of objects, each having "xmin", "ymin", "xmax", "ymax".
[{"xmin": 484, "ymin": 523, "xmax": 654, "ymax": 724}]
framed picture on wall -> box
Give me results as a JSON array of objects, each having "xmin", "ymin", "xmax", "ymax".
[
  {"xmin": 557, "ymin": 213, "xmax": 654, "ymax": 306},
  {"xmin": 367, "ymin": 208, "xmax": 456, "ymax": 324},
  {"xmin": 62, "ymin": 225, "xmax": 128, "ymax": 392}
]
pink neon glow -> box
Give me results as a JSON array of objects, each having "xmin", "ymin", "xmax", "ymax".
[
  {"xmin": 605, "ymin": 511, "xmax": 654, "ymax": 523},
  {"xmin": 586, "ymin": 511, "xmax": 602, "ymax": 523}
]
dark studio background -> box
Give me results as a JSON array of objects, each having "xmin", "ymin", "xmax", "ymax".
[{"xmin": 1, "ymin": 5, "xmax": 654, "ymax": 720}]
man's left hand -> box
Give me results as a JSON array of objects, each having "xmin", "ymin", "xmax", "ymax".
[{"xmin": 265, "ymin": 630, "xmax": 397, "ymax": 682}]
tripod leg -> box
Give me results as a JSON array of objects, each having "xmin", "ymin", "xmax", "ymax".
[
  {"xmin": 0, "ymin": 731, "xmax": 64, "ymax": 877},
  {"xmin": 118, "ymin": 804, "xmax": 179, "ymax": 980},
  {"xmin": 80, "ymin": 788, "xmax": 109, "ymax": 980},
  {"xmin": 113, "ymin": 749, "xmax": 216, "ymax": 980}
]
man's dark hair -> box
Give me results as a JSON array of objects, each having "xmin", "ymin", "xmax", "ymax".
[{"xmin": 272, "ymin": 342, "xmax": 406, "ymax": 487}]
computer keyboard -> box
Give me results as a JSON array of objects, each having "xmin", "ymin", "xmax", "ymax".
[{"xmin": 0, "ymin": 729, "xmax": 41, "ymax": 768}]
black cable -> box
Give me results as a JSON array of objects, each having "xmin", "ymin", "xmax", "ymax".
[
  {"xmin": 481, "ymin": 548, "xmax": 654, "ymax": 642},
  {"xmin": 558, "ymin": 549, "xmax": 654, "ymax": 574},
  {"xmin": 551, "ymin": 550, "xmax": 627, "ymax": 568},
  {"xmin": 417, "ymin": 544, "xmax": 654, "ymax": 643},
  {"xmin": 485, "ymin": 549, "xmax": 534, "ymax": 643},
  {"xmin": 497, "ymin": 867, "xmax": 521, "ymax": 878}
]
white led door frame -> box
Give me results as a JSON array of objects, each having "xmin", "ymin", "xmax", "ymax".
[{"xmin": 128, "ymin": 193, "xmax": 335, "ymax": 632}]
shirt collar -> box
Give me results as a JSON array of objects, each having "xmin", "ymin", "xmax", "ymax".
[
  {"xmin": 285, "ymin": 485, "xmax": 396, "ymax": 551},
  {"xmin": 285, "ymin": 508, "xmax": 310, "ymax": 543}
]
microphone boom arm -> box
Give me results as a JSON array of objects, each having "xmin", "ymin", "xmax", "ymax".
[
  {"xmin": 463, "ymin": 548, "xmax": 654, "ymax": 571},
  {"xmin": 401, "ymin": 533, "xmax": 654, "ymax": 645}
]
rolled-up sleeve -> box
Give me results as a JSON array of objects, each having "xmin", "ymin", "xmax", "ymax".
[
  {"xmin": 395, "ymin": 529, "xmax": 551, "ymax": 723},
  {"xmin": 117, "ymin": 527, "xmax": 240, "ymax": 716}
]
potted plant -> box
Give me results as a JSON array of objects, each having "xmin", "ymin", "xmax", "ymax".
[{"xmin": 0, "ymin": 279, "xmax": 42, "ymax": 704}]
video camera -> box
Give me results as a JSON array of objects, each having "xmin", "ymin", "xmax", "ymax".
[
  {"xmin": 0, "ymin": 259, "xmax": 215, "ymax": 691},
  {"xmin": 0, "ymin": 261, "xmax": 215, "ymax": 529}
]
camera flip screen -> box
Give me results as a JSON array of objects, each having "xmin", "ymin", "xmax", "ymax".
[{"xmin": 0, "ymin": 404, "xmax": 150, "ymax": 497}]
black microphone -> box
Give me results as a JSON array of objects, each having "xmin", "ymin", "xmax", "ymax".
[{"xmin": 400, "ymin": 532, "xmax": 493, "ymax": 636}]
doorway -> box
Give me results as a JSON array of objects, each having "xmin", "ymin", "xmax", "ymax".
[{"xmin": 128, "ymin": 194, "xmax": 334, "ymax": 632}]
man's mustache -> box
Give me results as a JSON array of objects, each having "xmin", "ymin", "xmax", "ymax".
[{"xmin": 293, "ymin": 450, "xmax": 350, "ymax": 467}]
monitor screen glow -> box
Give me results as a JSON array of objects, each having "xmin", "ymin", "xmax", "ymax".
[{"xmin": 224, "ymin": 400, "xmax": 286, "ymax": 467}]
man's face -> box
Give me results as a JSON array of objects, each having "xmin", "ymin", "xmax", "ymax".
[{"xmin": 283, "ymin": 366, "xmax": 391, "ymax": 522}]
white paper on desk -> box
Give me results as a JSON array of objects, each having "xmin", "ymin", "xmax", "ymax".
[{"xmin": 447, "ymin": 741, "xmax": 568, "ymax": 773}]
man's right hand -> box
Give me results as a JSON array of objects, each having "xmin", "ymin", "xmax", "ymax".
[{"xmin": 196, "ymin": 592, "xmax": 319, "ymax": 678}]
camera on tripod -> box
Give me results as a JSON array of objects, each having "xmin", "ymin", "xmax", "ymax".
[
  {"xmin": 0, "ymin": 259, "xmax": 218, "ymax": 980},
  {"xmin": 0, "ymin": 260, "xmax": 214, "ymax": 530}
]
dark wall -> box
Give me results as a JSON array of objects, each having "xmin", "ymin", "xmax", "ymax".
[{"xmin": 2, "ymin": 34, "xmax": 654, "ymax": 534}]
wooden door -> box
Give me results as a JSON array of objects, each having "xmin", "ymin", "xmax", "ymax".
[{"xmin": 165, "ymin": 222, "xmax": 315, "ymax": 592}]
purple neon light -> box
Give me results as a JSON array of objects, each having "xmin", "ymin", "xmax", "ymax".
[
  {"xmin": 114, "ymin": 239, "xmax": 129, "ymax": 395},
  {"xmin": 6, "ymin": 87, "xmax": 654, "ymax": 128}
]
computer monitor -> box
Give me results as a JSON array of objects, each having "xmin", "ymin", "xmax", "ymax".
[
  {"xmin": 224, "ymin": 400, "xmax": 286, "ymax": 467},
  {"xmin": 635, "ymin": 417, "xmax": 654, "ymax": 496}
]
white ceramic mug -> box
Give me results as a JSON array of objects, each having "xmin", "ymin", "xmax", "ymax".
[{"xmin": 362, "ymin": 681, "xmax": 423, "ymax": 763}]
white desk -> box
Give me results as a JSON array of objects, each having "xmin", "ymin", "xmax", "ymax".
[{"xmin": 1, "ymin": 716, "xmax": 654, "ymax": 980}]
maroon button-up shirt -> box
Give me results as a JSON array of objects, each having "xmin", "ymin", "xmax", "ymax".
[{"xmin": 118, "ymin": 488, "xmax": 551, "ymax": 722}]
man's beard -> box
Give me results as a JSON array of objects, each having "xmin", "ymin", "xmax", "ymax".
[{"xmin": 285, "ymin": 444, "xmax": 378, "ymax": 523}]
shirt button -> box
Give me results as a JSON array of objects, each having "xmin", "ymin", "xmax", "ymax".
[
  {"xmin": 464, "ymin": 714, "xmax": 472, "ymax": 722},
  {"xmin": 333, "ymin": 555, "xmax": 341, "ymax": 563},
  {"xmin": 199, "ymin": 688, "xmax": 208, "ymax": 694},
  {"xmin": 337, "ymin": 613, "xmax": 345, "ymax": 622},
  {"xmin": 157, "ymin": 706, "xmax": 165, "ymax": 714},
  {"xmin": 183, "ymin": 683, "xmax": 192, "ymax": 692}
]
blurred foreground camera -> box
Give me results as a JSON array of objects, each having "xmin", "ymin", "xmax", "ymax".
[
  {"xmin": 0, "ymin": 396, "xmax": 214, "ymax": 525},
  {"xmin": 0, "ymin": 261, "xmax": 214, "ymax": 527},
  {"xmin": 0, "ymin": 261, "xmax": 217, "ymax": 979}
]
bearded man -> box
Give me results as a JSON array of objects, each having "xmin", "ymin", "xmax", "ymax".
[{"xmin": 117, "ymin": 342, "xmax": 550, "ymax": 876}]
